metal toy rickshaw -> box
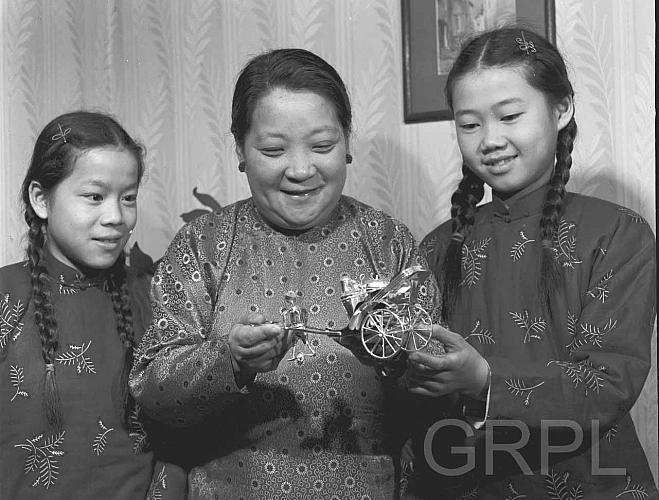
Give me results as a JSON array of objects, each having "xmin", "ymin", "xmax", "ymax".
[{"xmin": 279, "ymin": 266, "xmax": 433, "ymax": 373}]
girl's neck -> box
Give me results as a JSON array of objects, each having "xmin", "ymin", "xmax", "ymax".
[
  {"xmin": 42, "ymin": 245, "xmax": 115, "ymax": 281},
  {"xmin": 494, "ymin": 171, "xmax": 553, "ymax": 203}
]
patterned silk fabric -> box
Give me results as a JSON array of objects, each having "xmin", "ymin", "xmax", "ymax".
[
  {"xmin": 130, "ymin": 196, "xmax": 438, "ymax": 500},
  {"xmin": 416, "ymin": 186, "xmax": 658, "ymax": 499},
  {"xmin": 0, "ymin": 251, "xmax": 157, "ymax": 499}
]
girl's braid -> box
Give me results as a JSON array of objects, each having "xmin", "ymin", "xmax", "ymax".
[
  {"xmin": 109, "ymin": 255, "xmax": 136, "ymax": 428},
  {"xmin": 539, "ymin": 117, "xmax": 577, "ymax": 310},
  {"xmin": 25, "ymin": 205, "xmax": 63, "ymax": 431},
  {"xmin": 441, "ymin": 164, "xmax": 485, "ymax": 322}
]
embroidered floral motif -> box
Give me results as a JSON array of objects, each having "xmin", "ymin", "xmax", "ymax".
[
  {"xmin": 464, "ymin": 319, "xmax": 495, "ymax": 344},
  {"xmin": 565, "ymin": 312, "xmax": 579, "ymax": 351},
  {"xmin": 509, "ymin": 310, "xmax": 546, "ymax": 343},
  {"xmin": 58, "ymin": 274, "xmax": 79, "ymax": 295},
  {"xmin": 456, "ymin": 486, "xmax": 479, "ymax": 499},
  {"xmin": 14, "ymin": 431, "xmax": 65, "ymax": 489},
  {"xmin": 587, "ymin": 270, "xmax": 613, "ymax": 303},
  {"xmin": 147, "ymin": 465, "xmax": 168, "ymax": 500},
  {"xmin": 617, "ymin": 207, "xmax": 646, "ymax": 224},
  {"xmin": 544, "ymin": 469, "xmax": 583, "ymax": 500},
  {"xmin": 566, "ymin": 314, "xmax": 617, "ymax": 352},
  {"xmin": 460, "ymin": 237, "xmax": 492, "ymax": 287},
  {"xmin": 547, "ymin": 359, "xmax": 604, "ymax": 396},
  {"xmin": 1, "ymin": 293, "xmax": 25, "ymax": 349},
  {"xmin": 616, "ymin": 474, "xmax": 650, "ymax": 498},
  {"xmin": 604, "ymin": 425, "xmax": 618, "ymax": 443},
  {"xmin": 129, "ymin": 404, "xmax": 149, "ymax": 454},
  {"xmin": 504, "ymin": 481, "xmax": 527, "ymax": 500},
  {"xmin": 510, "ymin": 230, "xmax": 535, "ymax": 262},
  {"xmin": 579, "ymin": 318, "xmax": 617, "ymax": 349},
  {"xmin": 92, "ymin": 418, "xmax": 115, "ymax": 456},
  {"xmin": 10, "ymin": 364, "xmax": 29, "ymax": 401},
  {"xmin": 55, "ymin": 340, "xmax": 96, "ymax": 374},
  {"xmin": 551, "ymin": 219, "xmax": 582, "ymax": 268},
  {"xmin": 505, "ymin": 379, "xmax": 545, "ymax": 407}
]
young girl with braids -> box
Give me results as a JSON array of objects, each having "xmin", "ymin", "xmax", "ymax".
[
  {"xmin": 406, "ymin": 27, "xmax": 657, "ymax": 499},
  {"xmin": 0, "ymin": 111, "xmax": 185, "ymax": 499}
]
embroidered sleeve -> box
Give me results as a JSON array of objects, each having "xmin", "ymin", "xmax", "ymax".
[
  {"xmin": 129, "ymin": 209, "xmax": 245, "ymax": 427},
  {"xmin": 486, "ymin": 214, "xmax": 656, "ymax": 433}
]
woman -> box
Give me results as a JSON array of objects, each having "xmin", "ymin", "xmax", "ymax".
[{"xmin": 130, "ymin": 48, "xmax": 437, "ymax": 499}]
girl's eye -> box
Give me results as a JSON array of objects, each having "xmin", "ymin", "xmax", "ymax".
[
  {"xmin": 123, "ymin": 194, "xmax": 138, "ymax": 204},
  {"xmin": 260, "ymin": 148, "xmax": 284, "ymax": 158},
  {"xmin": 502, "ymin": 113, "xmax": 522, "ymax": 122},
  {"xmin": 312, "ymin": 143, "xmax": 335, "ymax": 153},
  {"xmin": 84, "ymin": 193, "xmax": 103, "ymax": 202},
  {"xmin": 458, "ymin": 123, "xmax": 479, "ymax": 131}
]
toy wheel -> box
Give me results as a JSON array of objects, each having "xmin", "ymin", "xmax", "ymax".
[
  {"xmin": 360, "ymin": 309, "xmax": 405, "ymax": 359},
  {"xmin": 401, "ymin": 304, "xmax": 432, "ymax": 352}
]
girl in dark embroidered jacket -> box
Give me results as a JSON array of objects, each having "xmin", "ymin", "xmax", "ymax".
[
  {"xmin": 0, "ymin": 112, "xmax": 184, "ymax": 499},
  {"xmin": 408, "ymin": 27, "xmax": 658, "ymax": 499}
]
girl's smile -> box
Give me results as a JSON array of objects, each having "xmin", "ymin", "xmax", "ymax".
[
  {"xmin": 452, "ymin": 67, "xmax": 572, "ymax": 200},
  {"xmin": 482, "ymin": 154, "xmax": 518, "ymax": 174},
  {"xmin": 30, "ymin": 147, "xmax": 139, "ymax": 272}
]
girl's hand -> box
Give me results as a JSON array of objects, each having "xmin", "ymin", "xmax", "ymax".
[
  {"xmin": 229, "ymin": 312, "xmax": 296, "ymax": 376},
  {"xmin": 406, "ymin": 325, "xmax": 490, "ymax": 399}
]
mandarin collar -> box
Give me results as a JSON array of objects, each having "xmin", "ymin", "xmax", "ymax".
[
  {"xmin": 41, "ymin": 248, "xmax": 112, "ymax": 292},
  {"xmin": 247, "ymin": 197, "xmax": 343, "ymax": 242},
  {"xmin": 487, "ymin": 185, "xmax": 553, "ymax": 222}
]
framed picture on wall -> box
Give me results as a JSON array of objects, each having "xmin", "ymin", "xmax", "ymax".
[{"xmin": 401, "ymin": 0, "xmax": 555, "ymax": 123}]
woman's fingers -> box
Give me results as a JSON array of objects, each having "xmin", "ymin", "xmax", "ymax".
[{"xmin": 237, "ymin": 323, "xmax": 282, "ymax": 348}]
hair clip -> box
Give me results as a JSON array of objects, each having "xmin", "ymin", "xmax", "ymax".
[
  {"xmin": 51, "ymin": 123, "xmax": 71, "ymax": 143},
  {"xmin": 515, "ymin": 31, "xmax": 536, "ymax": 55}
]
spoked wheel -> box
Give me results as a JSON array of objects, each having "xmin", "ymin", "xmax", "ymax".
[
  {"xmin": 360, "ymin": 308, "xmax": 405, "ymax": 359},
  {"xmin": 401, "ymin": 304, "xmax": 432, "ymax": 352}
]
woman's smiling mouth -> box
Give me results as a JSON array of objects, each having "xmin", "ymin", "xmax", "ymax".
[{"xmin": 281, "ymin": 187, "xmax": 320, "ymax": 197}]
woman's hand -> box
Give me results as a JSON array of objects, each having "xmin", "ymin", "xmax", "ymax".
[
  {"xmin": 229, "ymin": 313, "xmax": 296, "ymax": 376},
  {"xmin": 405, "ymin": 325, "xmax": 490, "ymax": 399}
]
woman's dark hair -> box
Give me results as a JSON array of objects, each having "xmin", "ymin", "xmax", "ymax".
[
  {"xmin": 19, "ymin": 111, "xmax": 145, "ymax": 430},
  {"xmin": 440, "ymin": 26, "xmax": 577, "ymax": 321},
  {"xmin": 230, "ymin": 48, "xmax": 352, "ymax": 149}
]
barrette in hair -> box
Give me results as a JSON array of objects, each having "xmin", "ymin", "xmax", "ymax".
[
  {"xmin": 515, "ymin": 31, "xmax": 536, "ymax": 55},
  {"xmin": 51, "ymin": 123, "xmax": 71, "ymax": 143}
]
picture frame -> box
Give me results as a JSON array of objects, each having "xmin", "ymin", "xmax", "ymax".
[{"xmin": 401, "ymin": 0, "xmax": 556, "ymax": 123}]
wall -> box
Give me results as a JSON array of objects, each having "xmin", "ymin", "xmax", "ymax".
[{"xmin": 0, "ymin": 0, "xmax": 655, "ymax": 481}]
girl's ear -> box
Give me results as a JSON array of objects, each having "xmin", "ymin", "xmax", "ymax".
[
  {"xmin": 235, "ymin": 144, "xmax": 245, "ymax": 163},
  {"xmin": 555, "ymin": 95, "xmax": 574, "ymax": 132},
  {"xmin": 29, "ymin": 181, "xmax": 49, "ymax": 220}
]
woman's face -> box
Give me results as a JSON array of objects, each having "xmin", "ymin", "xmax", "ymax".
[{"xmin": 239, "ymin": 87, "xmax": 348, "ymax": 231}]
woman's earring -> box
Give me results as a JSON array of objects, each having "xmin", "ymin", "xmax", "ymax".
[
  {"xmin": 238, "ymin": 161, "xmax": 246, "ymax": 172},
  {"xmin": 345, "ymin": 154, "xmax": 353, "ymax": 165}
]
